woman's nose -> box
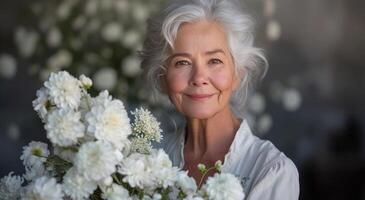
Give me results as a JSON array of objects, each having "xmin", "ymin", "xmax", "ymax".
[{"xmin": 190, "ymin": 64, "xmax": 209, "ymax": 87}]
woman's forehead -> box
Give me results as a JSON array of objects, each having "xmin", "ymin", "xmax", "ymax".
[{"xmin": 172, "ymin": 20, "xmax": 230, "ymax": 54}]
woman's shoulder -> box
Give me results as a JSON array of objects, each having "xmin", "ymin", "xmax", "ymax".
[{"xmin": 241, "ymin": 136, "xmax": 300, "ymax": 199}]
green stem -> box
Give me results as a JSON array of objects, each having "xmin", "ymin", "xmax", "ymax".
[{"xmin": 198, "ymin": 166, "xmax": 216, "ymax": 188}]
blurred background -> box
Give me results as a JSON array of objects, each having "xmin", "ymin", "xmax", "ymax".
[{"xmin": 0, "ymin": 0, "xmax": 364, "ymax": 199}]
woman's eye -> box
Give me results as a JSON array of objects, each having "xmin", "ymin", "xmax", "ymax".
[
  {"xmin": 209, "ymin": 58, "xmax": 223, "ymax": 65},
  {"xmin": 175, "ymin": 60, "xmax": 191, "ymax": 66}
]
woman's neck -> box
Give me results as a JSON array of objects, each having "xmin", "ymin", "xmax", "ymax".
[{"xmin": 184, "ymin": 106, "xmax": 241, "ymax": 158}]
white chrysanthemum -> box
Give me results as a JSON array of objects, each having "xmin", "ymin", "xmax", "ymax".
[
  {"xmin": 53, "ymin": 145, "xmax": 76, "ymax": 163},
  {"xmin": 32, "ymin": 87, "xmax": 50, "ymax": 121},
  {"xmin": 63, "ymin": 167, "xmax": 97, "ymax": 200},
  {"xmin": 148, "ymin": 149, "xmax": 178, "ymax": 189},
  {"xmin": 44, "ymin": 71, "xmax": 82, "ymax": 109},
  {"xmin": 22, "ymin": 176, "xmax": 63, "ymax": 200},
  {"xmin": 176, "ymin": 171, "xmax": 197, "ymax": 196},
  {"xmin": 86, "ymin": 92, "xmax": 131, "ymax": 149},
  {"xmin": 0, "ymin": 172, "xmax": 24, "ymax": 200},
  {"xmin": 131, "ymin": 108, "xmax": 162, "ymax": 142},
  {"xmin": 201, "ymin": 173, "xmax": 245, "ymax": 200},
  {"xmin": 20, "ymin": 141, "xmax": 49, "ymax": 168},
  {"xmin": 119, "ymin": 153, "xmax": 154, "ymax": 189},
  {"xmin": 45, "ymin": 108, "xmax": 85, "ymax": 147},
  {"xmin": 101, "ymin": 184, "xmax": 132, "ymax": 200},
  {"xmin": 79, "ymin": 74, "xmax": 92, "ymax": 89},
  {"xmin": 74, "ymin": 141, "xmax": 123, "ymax": 181},
  {"xmin": 23, "ymin": 161, "xmax": 46, "ymax": 182}
]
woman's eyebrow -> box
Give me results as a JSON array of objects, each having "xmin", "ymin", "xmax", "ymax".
[
  {"xmin": 205, "ymin": 49, "xmax": 226, "ymax": 55},
  {"xmin": 169, "ymin": 52, "xmax": 192, "ymax": 60}
]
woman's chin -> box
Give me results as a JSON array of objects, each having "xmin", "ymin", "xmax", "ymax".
[{"xmin": 183, "ymin": 110, "xmax": 218, "ymax": 120}]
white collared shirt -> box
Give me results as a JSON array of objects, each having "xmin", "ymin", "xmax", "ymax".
[{"xmin": 156, "ymin": 119, "xmax": 300, "ymax": 200}]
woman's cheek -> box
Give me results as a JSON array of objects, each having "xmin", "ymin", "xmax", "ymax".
[
  {"xmin": 211, "ymin": 73, "xmax": 234, "ymax": 91},
  {"xmin": 166, "ymin": 71, "xmax": 188, "ymax": 93}
]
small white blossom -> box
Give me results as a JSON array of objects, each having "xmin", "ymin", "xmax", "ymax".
[
  {"xmin": 14, "ymin": 27, "xmax": 39, "ymax": 58},
  {"xmin": 0, "ymin": 54, "xmax": 17, "ymax": 79},
  {"xmin": 45, "ymin": 108, "xmax": 85, "ymax": 147},
  {"xmin": 32, "ymin": 87, "xmax": 49, "ymax": 121},
  {"xmin": 46, "ymin": 27, "xmax": 62, "ymax": 48},
  {"xmin": 282, "ymin": 88, "xmax": 302, "ymax": 111},
  {"xmin": 74, "ymin": 141, "xmax": 122, "ymax": 181},
  {"xmin": 79, "ymin": 74, "xmax": 92, "ymax": 89},
  {"xmin": 46, "ymin": 50, "xmax": 73, "ymax": 70},
  {"xmin": 44, "ymin": 71, "xmax": 82, "ymax": 109},
  {"xmin": 102, "ymin": 22, "xmax": 123, "ymax": 42},
  {"xmin": 63, "ymin": 167, "xmax": 97, "ymax": 200},
  {"xmin": 21, "ymin": 176, "xmax": 63, "ymax": 200},
  {"xmin": 101, "ymin": 184, "xmax": 132, "ymax": 200},
  {"xmin": 20, "ymin": 141, "xmax": 49, "ymax": 168},
  {"xmin": 121, "ymin": 55, "xmax": 141, "ymax": 77},
  {"xmin": 201, "ymin": 173, "xmax": 245, "ymax": 200},
  {"xmin": 0, "ymin": 172, "xmax": 24, "ymax": 200},
  {"xmin": 92, "ymin": 68, "xmax": 117, "ymax": 91}
]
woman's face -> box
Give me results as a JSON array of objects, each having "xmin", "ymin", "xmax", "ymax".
[{"xmin": 162, "ymin": 20, "xmax": 240, "ymax": 119}]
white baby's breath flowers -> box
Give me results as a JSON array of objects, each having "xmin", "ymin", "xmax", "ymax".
[
  {"xmin": 0, "ymin": 172, "xmax": 24, "ymax": 200},
  {"xmin": 44, "ymin": 71, "xmax": 82, "ymax": 109},
  {"xmin": 20, "ymin": 141, "xmax": 49, "ymax": 168},
  {"xmin": 32, "ymin": 87, "xmax": 50, "ymax": 121},
  {"xmin": 74, "ymin": 141, "xmax": 123, "ymax": 181},
  {"xmin": 101, "ymin": 183, "xmax": 132, "ymax": 200},
  {"xmin": 130, "ymin": 137, "xmax": 152, "ymax": 154},
  {"xmin": 119, "ymin": 153, "xmax": 154, "ymax": 189},
  {"xmin": 63, "ymin": 167, "xmax": 98, "ymax": 200},
  {"xmin": 22, "ymin": 176, "xmax": 63, "ymax": 200},
  {"xmin": 131, "ymin": 107, "xmax": 162, "ymax": 142},
  {"xmin": 201, "ymin": 173, "xmax": 245, "ymax": 200},
  {"xmin": 45, "ymin": 108, "xmax": 85, "ymax": 147},
  {"xmin": 86, "ymin": 91, "xmax": 131, "ymax": 149}
]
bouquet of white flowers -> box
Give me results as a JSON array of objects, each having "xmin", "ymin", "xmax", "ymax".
[{"xmin": 0, "ymin": 71, "xmax": 245, "ymax": 200}]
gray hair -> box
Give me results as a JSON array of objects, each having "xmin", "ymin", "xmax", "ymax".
[{"xmin": 140, "ymin": 0, "xmax": 268, "ymax": 118}]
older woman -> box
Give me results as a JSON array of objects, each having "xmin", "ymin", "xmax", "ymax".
[{"xmin": 141, "ymin": 0, "xmax": 299, "ymax": 199}]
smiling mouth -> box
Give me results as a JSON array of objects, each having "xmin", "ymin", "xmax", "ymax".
[{"xmin": 186, "ymin": 94, "xmax": 215, "ymax": 101}]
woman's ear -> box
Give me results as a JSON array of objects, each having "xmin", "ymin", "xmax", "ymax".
[{"xmin": 159, "ymin": 74, "xmax": 168, "ymax": 93}]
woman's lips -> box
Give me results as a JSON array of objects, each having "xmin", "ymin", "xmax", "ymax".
[{"xmin": 186, "ymin": 94, "xmax": 214, "ymax": 101}]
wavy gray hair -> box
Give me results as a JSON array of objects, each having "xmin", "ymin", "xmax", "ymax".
[{"xmin": 140, "ymin": 0, "xmax": 268, "ymax": 118}]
